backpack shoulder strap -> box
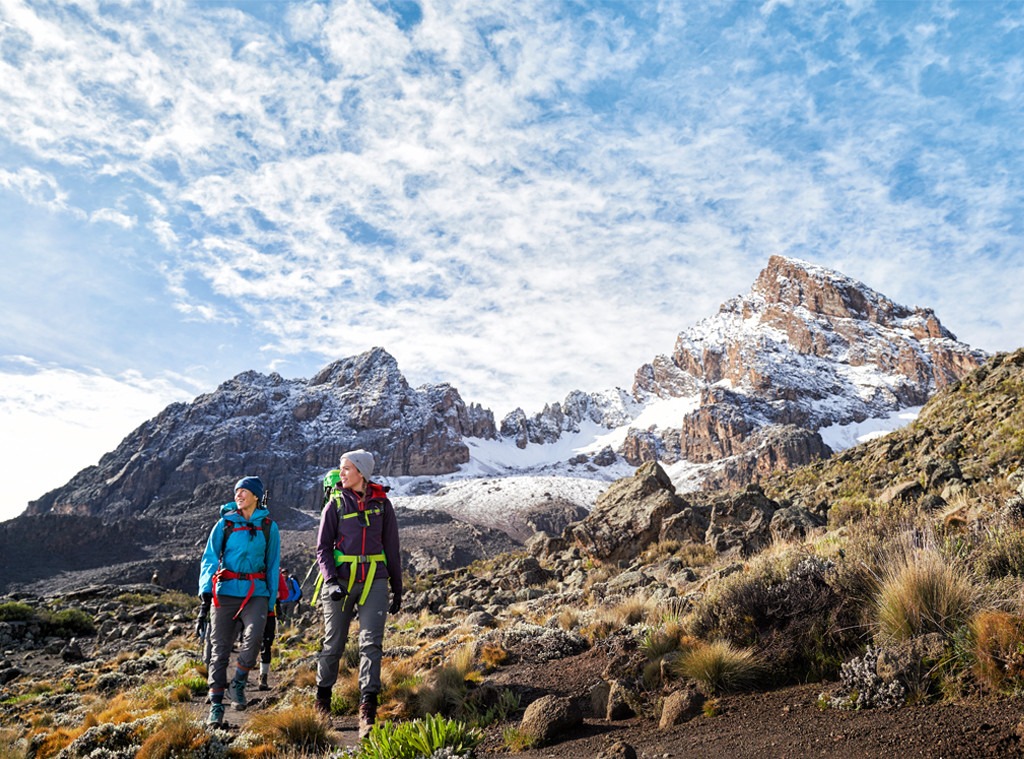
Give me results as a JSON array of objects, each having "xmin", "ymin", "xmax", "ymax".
[{"xmin": 219, "ymin": 518, "xmax": 235, "ymax": 562}]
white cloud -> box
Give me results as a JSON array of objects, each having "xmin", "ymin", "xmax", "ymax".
[
  {"xmin": 0, "ymin": 357, "xmax": 198, "ymax": 522},
  {"xmin": 90, "ymin": 207, "xmax": 136, "ymax": 228},
  {"xmin": 0, "ymin": 0, "xmax": 1022, "ymax": 503}
]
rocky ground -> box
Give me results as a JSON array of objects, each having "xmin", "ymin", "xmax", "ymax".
[
  {"xmin": 170, "ymin": 644, "xmax": 1024, "ymax": 759},
  {"xmin": 484, "ymin": 647, "xmax": 1024, "ymax": 758},
  {"xmin": 4, "ymin": 575, "xmax": 1024, "ymax": 759}
]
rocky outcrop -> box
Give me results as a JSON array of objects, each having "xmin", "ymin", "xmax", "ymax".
[
  {"xmin": 26, "ymin": 348, "xmax": 496, "ymax": 522},
  {"xmin": 618, "ymin": 256, "xmax": 987, "ymax": 487},
  {"xmin": 499, "ymin": 389, "xmax": 636, "ymax": 449},
  {"xmin": 565, "ymin": 462, "xmax": 690, "ymax": 564},
  {"xmin": 704, "ymin": 484, "xmax": 779, "ymax": 557}
]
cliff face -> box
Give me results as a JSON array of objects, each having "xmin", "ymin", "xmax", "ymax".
[
  {"xmin": 630, "ymin": 255, "xmax": 987, "ymax": 486},
  {"xmin": 25, "ymin": 347, "xmax": 496, "ymax": 522},
  {"xmin": 506, "ymin": 256, "xmax": 987, "ymax": 489}
]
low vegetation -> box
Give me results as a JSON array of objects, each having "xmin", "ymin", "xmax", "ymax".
[{"xmin": 1, "ymin": 350, "xmax": 1022, "ymax": 757}]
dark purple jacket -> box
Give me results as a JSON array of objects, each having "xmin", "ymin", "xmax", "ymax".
[{"xmin": 316, "ymin": 482, "xmax": 402, "ymax": 597}]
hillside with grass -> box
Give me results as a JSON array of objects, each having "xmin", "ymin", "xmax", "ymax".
[{"xmin": 1, "ymin": 349, "xmax": 1023, "ymax": 758}]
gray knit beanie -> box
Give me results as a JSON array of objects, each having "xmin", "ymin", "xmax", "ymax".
[{"xmin": 340, "ymin": 449, "xmax": 374, "ymax": 480}]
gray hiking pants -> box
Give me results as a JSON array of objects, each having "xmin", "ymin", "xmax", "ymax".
[
  {"xmin": 208, "ymin": 594, "xmax": 268, "ymax": 700},
  {"xmin": 316, "ymin": 578, "xmax": 389, "ymax": 696}
]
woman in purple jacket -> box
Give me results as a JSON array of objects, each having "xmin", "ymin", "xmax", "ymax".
[{"xmin": 314, "ymin": 449, "xmax": 403, "ymax": 738}]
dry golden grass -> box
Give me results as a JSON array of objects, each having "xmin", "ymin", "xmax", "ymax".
[
  {"xmin": 136, "ymin": 709, "xmax": 213, "ymax": 759},
  {"xmin": 244, "ymin": 705, "xmax": 334, "ymax": 754},
  {"xmin": 0, "ymin": 728, "xmax": 27, "ymax": 759},
  {"xmin": 290, "ymin": 667, "xmax": 317, "ymax": 689},
  {"xmin": 970, "ymin": 610, "xmax": 1024, "ymax": 693},
  {"xmin": 479, "ymin": 643, "xmax": 508, "ymax": 671},
  {"xmin": 672, "ymin": 639, "xmax": 762, "ymax": 694},
  {"xmin": 874, "ymin": 544, "xmax": 979, "ymax": 644},
  {"xmin": 413, "ymin": 643, "xmax": 478, "ymax": 717},
  {"xmin": 584, "ymin": 595, "xmax": 659, "ymax": 639},
  {"xmin": 25, "ymin": 726, "xmax": 85, "ymax": 759}
]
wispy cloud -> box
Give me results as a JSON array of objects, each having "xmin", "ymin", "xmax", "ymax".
[{"xmin": 0, "ymin": 0, "xmax": 1022, "ymax": 519}]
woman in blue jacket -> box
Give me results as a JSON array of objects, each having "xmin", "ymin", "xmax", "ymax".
[{"xmin": 197, "ymin": 476, "xmax": 281, "ymax": 727}]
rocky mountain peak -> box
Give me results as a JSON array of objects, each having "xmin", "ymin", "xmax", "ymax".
[
  {"xmin": 752, "ymin": 255, "xmax": 912, "ymax": 326},
  {"xmin": 24, "ymin": 347, "xmax": 496, "ymax": 524},
  {"xmin": 503, "ymin": 256, "xmax": 987, "ymax": 490}
]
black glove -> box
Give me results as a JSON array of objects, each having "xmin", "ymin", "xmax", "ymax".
[
  {"xmin": 195, "ymin": 593, "xmax": 212, "ymax": 637},
  {"xmin": 326, "ymin": 581, "xmax": 345, "ymax": 603},
  {"xmin": 388, "ymin": 591, "xmax": 402, "ymax": 615}
]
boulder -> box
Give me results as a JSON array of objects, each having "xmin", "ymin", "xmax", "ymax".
[
  {"xmin": 519, "ymin": 694, "xmax": 582, "ymax": 746},
  {"xmin": 705, "ymin": 484, "xmax": 779, "ymax": 556},
  {"xmin": 659, "ymin": 685, "xmax": 705, "ymax": 728},
  {"xmin": 596, "ymin": 740, "xmax": 638, "ymax": 759},
  {"xmin": 566, "ymin": 462, "xmax": 688, "ymax": 563}
]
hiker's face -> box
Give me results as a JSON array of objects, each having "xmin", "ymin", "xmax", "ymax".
[
  {"xmin": 235, "ymin": 487, "xmax": 258, "ymax": 511},
  {"xmin": 339, "ymin": 459, "xmax": 365, "ymax": 490}
]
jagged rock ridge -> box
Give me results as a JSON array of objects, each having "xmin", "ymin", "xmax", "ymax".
[
  {"xmin": 26, "ymin": 347, "xmax": 495, "ymax": 521},
  {"xmin": 503, "ymin": 255, "xmax": 987, "ymax": 489}
]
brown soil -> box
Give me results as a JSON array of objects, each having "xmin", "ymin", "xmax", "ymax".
[
  {"xmin": 481, "ymin": 646, "xmax": 1024, "ymax": 759},
  {"xmin": 14, "ymin": 636, "xmax": 1024, "ymax": 758}
]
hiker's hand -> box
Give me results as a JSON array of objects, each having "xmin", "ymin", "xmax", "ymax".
[
  {"xmin": 326, "ymin": 581, "xmax": 345, "ymax": 602},
  {"xmin": 194, "ymin": 611, "xmax": 207, "ymax": 638},
  {"xmin": 388, "ymin": 591, "xmax": 402, "ymax": 615},
  {"xmin": 195, "ymin": 593, "xmax": 211, "ymax": 637}
]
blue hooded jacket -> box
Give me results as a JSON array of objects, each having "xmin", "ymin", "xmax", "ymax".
[{"xmin": 199, "ymin": 502, "xmax": 281, "ymax": 608}]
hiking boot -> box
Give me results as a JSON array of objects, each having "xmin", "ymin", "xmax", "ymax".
[
  {"xmin": 358, "ymin": 694, "xmax": 377, "ymax": 739},
  {"xmin": 207, "ymin": 702, "xmax": 225, "ymax": 727},
  {"xmin": 314, "ymin": 686, "xmax": 332, "ymax": 717},
  {"xmin": 258, "ymin": 673, "xmax": 269, "ymax": 691},
  {"xmin": 229, "ymin": 677, "xmax": 248, "ymax": 711}
]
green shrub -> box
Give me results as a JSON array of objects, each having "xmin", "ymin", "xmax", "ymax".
[
  {"xmin": 687, "ymin": 553, "xmax": 858, "ymax": 682},
  {"xmin": 40, "ymin": 608, "xmax": 95, "ymax": 637},
  {"xmin": 0, "ymin": 602, "xmax": 35, "ymax": 622},
  {"xmin": 356, "ymin": 713, "xmax": 482, "ymax": 759}
]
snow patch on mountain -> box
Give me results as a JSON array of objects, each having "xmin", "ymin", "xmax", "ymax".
[
  {"xmin": 386, "ymin": 395, "xmax": 917, "ymax": 532},
  {"xmin": 819, "ymin": 406, "xmax": 923, "ymax": 451}
]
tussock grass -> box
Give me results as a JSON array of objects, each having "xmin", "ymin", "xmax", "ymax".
[
  {"xmin": 414, "ymin": 644, "xmax": 479, "ymax": 717},
  {"xmin": 585, "ymin": 596, "xmax": 659, "ymax": 639},
  {"xmin": 874, "ymin": 544, "xmax": 979, "ymax": 644},
  {"xmin": 672, "ymin": 640, "xmax": 762, "ymax": 694},
  {"xmin": 970, "ymin": 610, "xmax": 1024, "ymax": 693},
  {"xmin": 136, "ymin": 709, "xmax": 213, "ymax": 759},
  {"xmin": 502, "ymin": 725, "xmax": 537, "ymax": 752},
  {"xmin": 244, "ymin": 705, "xmax": 333, "ymax": 753},
  {"xmin": 479, "ymin": 643, "xmax": 508, "ymax": 670},
  {"xmin": 0, "ymin": 728, "xmax": 26, "ymax": 759},
  {"xmin": 641, "ymin": 619, "xmax": 689, "ymax": 660}
]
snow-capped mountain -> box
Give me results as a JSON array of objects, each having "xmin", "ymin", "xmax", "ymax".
[
  {"xmin": 24, "ymin": 256, "xmax": 985, "ymax": 535},
  {"xmin": 479, "ymin": 255, "xmax": 986, "ymax": 494}
]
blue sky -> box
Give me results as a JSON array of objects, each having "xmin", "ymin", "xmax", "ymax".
[{"xmin": 2, "ymin": 0, "xmax": 1023, "ymax": 522}]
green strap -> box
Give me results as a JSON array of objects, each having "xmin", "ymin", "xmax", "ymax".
[
  {"xmin": 312, "ymin": 552, "xmax": 387, "ymax": 606},
  {"xmin": 333, "ymin": 551, "xmax": 386, "ymax": 605}
]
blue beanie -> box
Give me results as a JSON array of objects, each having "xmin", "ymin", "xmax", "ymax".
[{"xmin": 234, "ymin": 476, "xmax": 265, "ymax": 501}]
